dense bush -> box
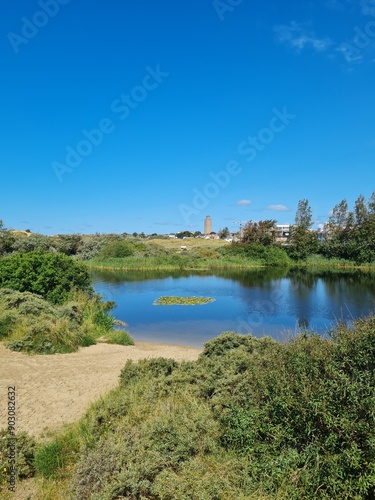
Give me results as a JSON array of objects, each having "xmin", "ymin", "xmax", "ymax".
[
  {"xmin": 30, "ymin": 317, "xmax": 375, "ymax": 498},
  {"xmin": 0, "ymin": 289, "xmax": 89, "ymax": 353},
  {"xmin": 0, "ymin": 250, "xmax": 92, "ymax": 304},
  {"xmin": 10, "ymin": 234, "xmax": 52, "ymax": 254},
  {"xmin": 143, "ymin": 243, "xmax": 171, "ymax": 258},
  {"xmin": 203, "ymin": 327, "xmax": 375, "ymax": 498},
  {"xmin": 0, "ymin": 289, "xmax": 130, "ymax": 354},
  {"xmin": 221, "ymin": 243, "xmax": 290, "ymax": 266},
  {"xmin": 51, "ymin": 234, "xmax": 83, "ymax": 256},
  {"xmin": 0, "ymin": 230, "xmax": 15, "ymax": 257},
  {"xmin": 0, "ymin": 430, "xmax": 36, "ymax": 481},
  {"xmin": 70, "ymin": 393, "xmax": 221, "ymax": 499},
  {"xmin": 99, "ymin": 240, "xmax": 147, "ymax": 259},
  {"xmin": 119, "ymin": 357, "xmax": 179, "ymax": 386},
  {"xmin": 73, "ymin": 235, "xmax": 107, "ymax": 261}
]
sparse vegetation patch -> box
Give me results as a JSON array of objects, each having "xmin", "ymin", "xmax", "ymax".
[{"xmin": 153, "ymin": 296, "xmax": 215, "ymax": 306}]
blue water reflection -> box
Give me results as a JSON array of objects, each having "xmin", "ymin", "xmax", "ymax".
[{"xmin": 91, "ymin": 269, "xmax": 375, "ymax": 347}]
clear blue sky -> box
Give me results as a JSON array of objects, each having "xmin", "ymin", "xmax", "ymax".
[{"xmin": 1, "ymin": 0, "xmax": 374, "ymax": 235}]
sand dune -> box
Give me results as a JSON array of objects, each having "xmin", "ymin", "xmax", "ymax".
[{"xmin": 0, "ymin": 341, "xmax": 201, "ymax": 437}]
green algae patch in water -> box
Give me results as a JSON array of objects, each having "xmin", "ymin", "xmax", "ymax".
[{"xmin": 154, "ymin": 296, "xmax": 215, "ymax": 306}]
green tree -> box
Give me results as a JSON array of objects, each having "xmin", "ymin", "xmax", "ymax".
[
  {"xmin": 288, "ymin": 199, "xmax": 318, "ymax": 260},
  {"xmin": 354, "ymin": 194, "xmax": 368, "ymax": 227},
  {"xmin": 99, "ymin": 240, "xmax": 135, "ymax": 258},
  {"xmin": 294, "ymin": 199, "xmax": 313, "ymax": 229},
  {"xmin": 320, "ymin": 193, "xmax": 375, "ymax": 262},
  {"xmin": 52, "ymin": 234, "xmax": 83, "ymax": 256},
  {"xmin": 327, "ymin": 199, "xmax": 349, "ymax": 234},
  {"xmin": 176, "ymin": 231, "xmax": 194, "ymax": 239},
  {"xmin": 321, "ymin": 199, "xmax": 351, "ymax": 258},
  {"xmin": 352, "ymin": 192, "xmax": 375, "ymax": 262},
  {"xmin": 242, "ymin": 220, "xmax": 276, "ymax": 246},
  {"xmin": 11, "ymin": 234, "xmax": 52, "ymax": 253},
  {"xmin": 218, "ymin": 227, "xmax": 229, "ymax": 239},
  {"xmin": 0, "ymin": 219, "xmax": 16, "ymax": 257},
  {"xmin": 368, "ymin": 190, "xmax": 375, "ymax": 215}
]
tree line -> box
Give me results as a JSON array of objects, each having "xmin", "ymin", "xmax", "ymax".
[
  {"xmin": 1, "ymin": 192, "xmax": 375, "ymax": 264},
  {"xmin": 240, "ymin": 192, "xmax": 375, "ymax": 263}
]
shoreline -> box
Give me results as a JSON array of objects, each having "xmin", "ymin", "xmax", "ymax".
[
  {"xmin": 0, "ymin": 341, "xmax": 202, "ymax": 438},
  {"xmin": 87, "ymin": 262, "xmax": 375, "ymax": 272},
  {"xmin": 87, "ymin": 264, "xmax": 264, "ymax": 271}
]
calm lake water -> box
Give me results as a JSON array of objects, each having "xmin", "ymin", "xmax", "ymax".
[{"xmin": 91, "ymin": 268, "xmax": 375, "ymax": 348}]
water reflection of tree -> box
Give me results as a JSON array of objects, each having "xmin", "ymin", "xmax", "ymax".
[
  {"xmin": 213, "ymin": 268, "xmax": 289, "ymax": 288},
  {"xmin": 287, "ymin": 268, "xmax": 375, "ymax": 329},
  {"xmin": 92, "ymin": 268, "xmax": 375, "ymax": 332},
  {"xmin": 90, "ymin": 269, "xmax": 211, "ymax": 284},
  {"xmin": 91, "ymin": 268, "xmax": 290, "ymax": 286},
  {"xmin": 304, "ymin": 269, "xmax": 375, "ymax": 315},
  {"xmin": 297, "ymin": 317, "xmax": 309, "ymax": 330},
  {"xmin": 287, "ymin": 268, "xmax": 319, "ymax": 330}
]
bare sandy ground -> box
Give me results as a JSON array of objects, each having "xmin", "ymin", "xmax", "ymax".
[{"xmin": 0, "ymin": 341, "xmax": 201, "ymax": 438}]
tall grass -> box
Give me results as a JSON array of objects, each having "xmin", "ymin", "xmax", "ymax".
[
  {"xmin": 88, "ymin": 255, "xmax": 265, "ymax": 271},
  {"xmin": 0, "ymin": 288, "xmax": 133, "ymax": 354},
  {"xmin": 305, "ymin": 254, "xmax": 375, "ymax": 270},
  {"xmin": 88, "ymin": 242, "xmax": 293, "ymax": 270}
]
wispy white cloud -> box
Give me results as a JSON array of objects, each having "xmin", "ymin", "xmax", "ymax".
[
  {"xmin": 361, "ymin": 0, "xmax": 375, "ymax": 16},
  {"xmin": 276, "ymin": 13, "xmax": 375, "ymax": 67},
  {"xmin": 265, "ymin": 204, "xmax": 290, "ymax": 212},
  {"xmin": 236, "ymin": 199, "xmax": 252, "ymax": 206},
  {"xmin": 274, "ymin": 22, "xmax": 333, "ymax": 53}
]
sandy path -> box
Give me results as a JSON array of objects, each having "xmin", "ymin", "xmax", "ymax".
[{"xmin": 0, "ymin": 341, "xmax": 201, "ymax": 437}]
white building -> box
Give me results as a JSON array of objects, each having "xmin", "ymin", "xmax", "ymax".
[{"xmin": 276, "ymin": 224, "xmax": 290, "ymax": 242}]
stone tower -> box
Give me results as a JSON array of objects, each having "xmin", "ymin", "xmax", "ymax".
[{"xmin": 204, "ymin": 215, "xmax": 212, "ymax": 235}]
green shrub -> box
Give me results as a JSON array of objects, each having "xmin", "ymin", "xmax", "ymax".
[
  {"xmin": 220, "ymin": 243, "xmax": 290, "ymax": 266},
  {"xmin": 10, "ymin": 234, "xmax": 52, "ymax": 253},
  {"xmin": 144, "ymin": 243, "xmax": 170, "ymax": 258},
  {"xmin": 152, "ymin": 455, "xmax": 252, "ymax": 500},
  {"xmin": 210, "ymin": 327, "xmax": 375, "ymax": 498},
  {"xmin": 31, "ymin": 317, "xmax": 375, "ymax": 499},
  {"xmin": 102, "ymin": 329, "xmax": 134, "ymax": 346},
  {"xmin": 70, "ymin": 393, "xmax": 220, "ymax": 499},
  {"xmin": 119, "ymin": 357, "xmax": 178, "ymax": 386},
  {"xmin": 262, "ymin": 246, "xmax": 291, "ymax": 266},
  {"xmin": 99, "ymin": 240, "xmax": 147, "ymax": 259},
  {"xmin": 0, "ymin": 250, "xmax": 92, "ymax": 304},
  {"xmin": 192, "ymin": 247, "xmax": 220, "ymax": 259},
  {"xmin": 0, "ymin": 430, "xmax": 36, "ymax": 481},
  {"xmin": 73, "ymin": 236, "xmax": 106, "ymax": 261},
  {"xmin": 0, "ymin": 313, "xmax": 17, "ymax": 339},
  {"xmin": 201, "ymin": 331, "xmax": 257, "ymax": 358},
  {"xmin": 0, "ymin": 289, "xmax": 121, "ymax": 354}
]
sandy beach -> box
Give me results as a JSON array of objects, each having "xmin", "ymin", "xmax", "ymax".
[{"xmin": 0, "ymin": 341, "xmax": 202, "ymax": 437}]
